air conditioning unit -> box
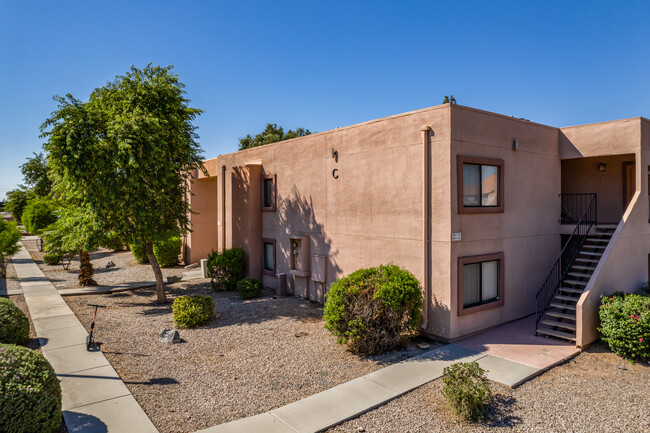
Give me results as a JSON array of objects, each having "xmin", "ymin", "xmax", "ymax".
[{"xmin": 276, "ymin": 273, "xmax": 288, "ymax": 297}]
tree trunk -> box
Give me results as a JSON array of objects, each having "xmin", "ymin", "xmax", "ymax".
[
  {"xmin": 146, "ymin": 245, "xmax": 167, "ymax": 303},
  {"xmin": 78, "ymin": 249, "xmax": 97, "ymax": 286}
]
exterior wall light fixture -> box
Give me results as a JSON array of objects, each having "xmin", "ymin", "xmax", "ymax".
[
  {"xmin": 331, "ymin": 148, "xmax": 338, "ymax": 163},
  {"xmin": 598, "ymin": 163, "xmax": 607, "ymax": 172},
  {"xmin": 512, "ymin": 138, "xmax": 519, "ymax": 151}
]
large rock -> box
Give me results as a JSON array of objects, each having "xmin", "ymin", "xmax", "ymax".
[{"xmin": 159, "ymin": 328, "xmax": 180, "ymax": 344}]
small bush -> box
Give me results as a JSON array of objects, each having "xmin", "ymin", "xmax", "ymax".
[
  {"xmin": 129, "ymin": 241, "xmax": 149, "ymax": 264},
  {"xmin": 323, "ymin": 264, "xmax": 423, "ymax": 355},
  {"xmin": 153, "ymin": 236, "xmax": 182, "ymax": 268},
  {"xmin": 598, "ymin": 292, "xmax": 650, "ymax": 362},
  {"xmin": 21, "ymin": 197, "xmax": 58, "ymax": 236},
  {"xmin": 0, "ymin": 344, "xmax": 62, "ymax": 433},
  {"xmin": 0, "ymin": 298, "xmax": 29, "ymax": 345},
  {"xmin": 0, "ymin": 220, "xmax": 22, "ymax": 278},
  {"xmin": 100, "ymin": 232, "xmax": 127, "ymax": 251},
  {"xmin": 237, "ymin": 278, "xmax": 263, "ymax": 299},
  {"xmin": 442, "ymin": 361, "xmax": 492, "ymax": 422},
  {"xmin": 43, "ymin": 252, "xmax": 64, "ymax": 265},
  {"xmin": 172, "ymin": 295, "xmax": 214, "ymax": 328},
  {"xmin": 207, "ymin": 247, "xmax": 244, "ymax": 291}
]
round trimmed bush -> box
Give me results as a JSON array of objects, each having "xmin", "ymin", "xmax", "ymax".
[
  {"xmin": 207, "ymin": 247, "xmax": 244, "ymax": 291},
  {"xmin": 237, "ymin": 278, "xmax": 262, "ymax": 299},
  {"xmin": 0, "ymin": 298, "xmax": 29, "ymax": 345},
  {"xmin": 153, "ymin": 236, "xmax": 182, "ymax": 268},
  {"xmin": 100, "ymin": 232, "xmax": 127, "ymax": 251},
  {"xmin": 323, "ymin": 263, "xmax": 423, "ymax": 355},
  {"xmin": 598, "ymin": 292, "xmax": 649, "ymax": 362},
  {"xmin": 0, "ymin": 344, "xmax": 62, "ymax": 433},
  {"xmin": 43, "ymin": 252, "xmax": 64, "ymax": 265},
  {"xmin": 172, "ymin": 295, "xmax": 214, "ymax": 328}
]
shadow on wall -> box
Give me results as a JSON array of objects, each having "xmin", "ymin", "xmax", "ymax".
[
  {"xmin": 276, "ymin": 186, "xmax": 342, "ymax": 294},
  {"xmin": 429, "ymin": 294, "xmax": 450, "ymax": 339}
]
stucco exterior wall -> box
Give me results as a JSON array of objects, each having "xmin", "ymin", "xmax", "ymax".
[
  {"xmin": 186, "ymin": 176, "xmax": 218, "ymax": 264},
  {"xmin": 576, "ymin": 118, "xmax": 650, "ymax": 347},
  {"xmin": 561, "ymin": 154, "xmax": 635, "ymax": 223},
  {"xmin": 447, "ymin": 106, "xmax": 561, "ymax": 340}
]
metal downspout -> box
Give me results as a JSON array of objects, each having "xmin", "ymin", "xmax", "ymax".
[{"xmin": 421, "ymin": 126, "xmax": 431, "ymax": 330}]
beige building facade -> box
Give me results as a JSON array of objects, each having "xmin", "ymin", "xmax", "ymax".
[{"xmin": 185, "ymin": 104, "xmax": 650, "ymax": 346}]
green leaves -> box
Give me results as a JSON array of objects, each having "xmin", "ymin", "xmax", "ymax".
[
  {"xmin": 238, "ymin": 123, "xmax": 312, "ymax": 150},
  {"xmin": 598, "ymin": 292, "xmax": 649, "ymax": 362}
]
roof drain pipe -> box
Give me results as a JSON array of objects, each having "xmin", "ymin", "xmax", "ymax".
[{"xmin": 421, "ymin": 125, "xmax": 431, "ymax": 331}]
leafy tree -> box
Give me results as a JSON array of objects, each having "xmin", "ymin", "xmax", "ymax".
[
  {"xmin": 4, "ymin": 187, "xmax": 32, "ymax": 223},
  {"xmin": 238, "ymin": 123, "xmax": 311, "ymax": 150},
  {"xmin": 442, "ymin": 95, "xmax": 457, "ymax": 104},
  {"xmin": 0, "ymin": 220, "xmax": 21, "ymax": 278},
  {"xmin": 21, "ymin": 197, "xmax": 58, "ymax": 236},
  {"xmin": 20, "ymin": 153, "xmax": 52, "ymax": 197},
  {"xmin": 42, "ymin": 64, "xmax": 205, "ymax": 303}
]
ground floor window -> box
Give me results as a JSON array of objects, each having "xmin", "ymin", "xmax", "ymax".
[
  {"xmin": 262, "ymin": 238, "xmax": 276, "ymax": 275},
  {"xmin": 458, "ymin": 253, "xmax": 504, "ymax": 315}
]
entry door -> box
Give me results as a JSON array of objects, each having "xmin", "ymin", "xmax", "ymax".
[{"xmin": 623, "ymin": 162, "xmax": 635, "ymax": 208}]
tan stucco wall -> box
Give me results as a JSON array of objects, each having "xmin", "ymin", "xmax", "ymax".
[
  {"xmin": 560, "ymin": 117, "xmax": 643, "ymax": 159},
  {"xmin": 448, "ymin": 106, "xmax": 561, "ymax": 340},
  {"xmin": 561, "ymin": 154, "xmax": 635, "ymax": 223},
  {"xmin": 576, "ymin": 118, "xmax": 650, "ymax": 347},
  {"xmin": 186, "ymin": 176, "xmax": 218, "ymax": 264}
]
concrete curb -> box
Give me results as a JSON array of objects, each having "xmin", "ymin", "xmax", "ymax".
[{"xmin": 12, "ymin": 242, "xmax": 159, "ymax": 433}]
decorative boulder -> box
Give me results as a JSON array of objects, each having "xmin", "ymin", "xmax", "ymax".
[{"xmin": 159, "ymin": 329, "xmax": 180, "ymax": 344}]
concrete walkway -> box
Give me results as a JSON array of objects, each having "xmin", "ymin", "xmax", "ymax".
[{"xmin": 12, "ymin": 242, "xmax": 158, "ymax": 433}]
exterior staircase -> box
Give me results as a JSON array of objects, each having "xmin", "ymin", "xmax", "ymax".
[{"xmin": 536, "ymin": 225, "xmax": 616, "ymax": 341}]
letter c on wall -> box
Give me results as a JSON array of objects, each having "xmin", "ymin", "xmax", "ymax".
[{"xmin": 332, "ymin": 168, "xmax": 339, "ymax": 179}]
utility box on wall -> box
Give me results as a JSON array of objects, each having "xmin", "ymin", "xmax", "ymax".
[
  {"xmin": 311, "ymin": 254, "xmax": 328, "ymax": 303},
  {"xmin": 289, "ymin": 236, "xmax": 310, "ymax": 298}
]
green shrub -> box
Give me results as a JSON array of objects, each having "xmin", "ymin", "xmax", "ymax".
[
  {"xmin": 598, "ymin": 292, "xmax": 650, "ymax": 362},
  {"xmin": 0, "ymin": 344, "xmax": 62, "ymax": 433},
  {"xmin": 153, "ymin": 236, "xmax": 182, "ymax": 268},
  {"xmin": 172, "ymin": 295, "xmax": 214, "ymax": 328},
  {"xmin": 0, "ymin": 298, "xmax": 29, "ymax": 345},
  {"xmin": 0, "ymin": 220, "xmax": 22, "ymax": 278},
  {"xmin": 207, "ymin": 247, "xmax": 245, "ymax": 291},
  {"xmin": 323, "ymin": 263, "xmax": 423, "ymax": 355},
  {"xmin": 100, "ymin": 232, "xmax": 127, "ymax": 251},
  {"xmin": 43, "ymin": 252, "xmax": 64, "ymax": 265},
  {"xmin": 129, "ymin": 241, "xmax": 149, "ymax": 264},
  {"xmin": 237, "ymin": 278, "xmax": 263, "ymax": 299},
  {"xmin": 21, "ymin": 197, "xmax": 58, "ymax": 236},
  {"xmin": 442, "ymin": 361, "xmax": 492, "ymax": 422}
]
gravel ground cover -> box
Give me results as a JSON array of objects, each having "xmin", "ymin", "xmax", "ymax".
[
  {"xmin": 44, "ymin": 244, "xmax": 438, "ymax": 433},
  {"xmin": 326, "ymin": 341, "xmax": 650, "ymax": 433},
  {"xmin": 23, "ymin": 237, "xmax": 185, "ymax": 290},
  {"xmin": 1, "ymin": 261, "xmax": 68, "ymax": 432}
]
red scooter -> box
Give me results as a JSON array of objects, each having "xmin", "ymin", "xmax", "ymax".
[{"xmin": 86, "ymin": 304, "xmax": 105, "ymax": 351}]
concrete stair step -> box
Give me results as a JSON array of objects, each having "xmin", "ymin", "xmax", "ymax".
[
  {"xmin": 537, "ymin": 328, "xmax": 576, "ymax": 341},
  {"xmin": 563, "ymin": 279, "xmax": 588, "ymax": 286},
  {"xmin": 546, "ymin": 311, "xmax": 576, "ymax": 320},
  {"xmin": 550, "ymin": 302, "xmax": 576, "ymax": 310},
  {"xmin": 579, "ymin": 251, "xmax": 603, "ymax": 257},
  {"xmin": 575, "ymin": 257, "xmax": 600, "ymax": 264},
  {"xmin": 560, "ymin": 287, "xmax": 584, "ymax": 295},
  {"xmin": 582, "ymin": 244, "xmax": 606, "ymax": 249},
  {"xmin": 540, "ymin": 319, "xmax": 576, "ymax": 331},
  {"xmin": 566, "ymin": 271, "xmax": 592, "ymax": 278},
  {"xmin": 554, "ymin": 294, "xmax": 579, "ymax": 302},
  {"xmin": 572, "ymin": 265, "xmax": 596, "ymax": 271}
]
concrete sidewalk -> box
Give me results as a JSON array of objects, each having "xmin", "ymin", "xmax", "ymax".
[
  {"xmin": 12, "ymin": 242, "xmax": 159, "ymax": 433},
  {"xmin": 196, "ymin": 341, "xmax": 546, "ymax": 433}
]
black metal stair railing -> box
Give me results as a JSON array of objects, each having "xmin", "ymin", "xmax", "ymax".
[
  {"xmin": 560, "ymin": 193, "xmax": 598, "ymax": 224},
  {"xmin": 536, "ymin": 193, "xmax": 597, "ymax": 331}
]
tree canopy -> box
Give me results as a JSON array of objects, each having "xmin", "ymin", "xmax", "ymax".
[
  {"xmin": 238, "ymin": 123, "xmax": 311, "ymax": 150},
  {"xmin": 0, "ymin": 220, "xmax": 21, "ymax": 278},
  {"xmin": 442, "ymin": 95, "xmax": 457, "ymax": 104},
  {"xmin": 41, "ymin": 64, "xmax": 205, "ymax": 302},
  {"xmin": 20, "ymin": 152, "xmax": 52, "ymax": 197}
]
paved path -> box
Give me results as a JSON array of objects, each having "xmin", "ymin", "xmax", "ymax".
[
  {"xmin": 12, "ymin": 242, "xmax": 158, "ymax": 433},
  {"xmin": 196, "ymin": 342, "xmax": 551, "ymax": 433}
]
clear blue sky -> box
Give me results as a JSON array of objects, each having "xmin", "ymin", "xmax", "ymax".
[{"xmin": 1, "ymin": 0, "xmax": 649, "ymax": 199}]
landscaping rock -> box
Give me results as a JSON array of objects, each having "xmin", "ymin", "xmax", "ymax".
[
  {"xmin": 159, "ymin": 328, "xmax": 180, "ymax": 344},
  {"xmin": 184, "ymin": 263, "xmax": 199, "ymax": 269},
  {"xmin": 167, "ymin": 275, "xmax": 183, "ymax": 284},
  {"xmin": 106, "ymin": 260, "xmax": 116, "ymax": 268}
]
